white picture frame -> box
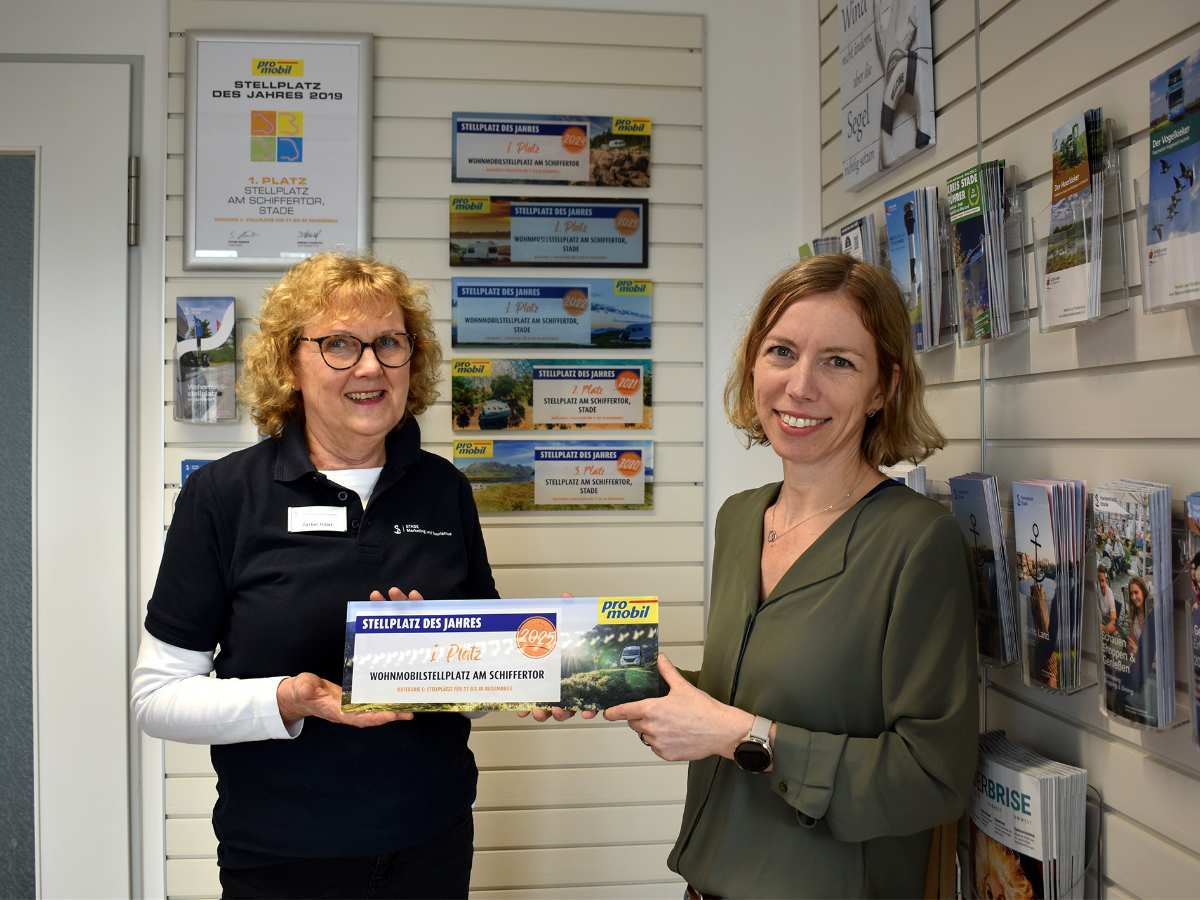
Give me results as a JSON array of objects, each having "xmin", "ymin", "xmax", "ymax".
[{"xmin": 184, "ymin": 30, "xmax": 372, "ymax": 270}]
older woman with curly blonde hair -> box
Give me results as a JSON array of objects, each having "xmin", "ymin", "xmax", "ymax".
[{"xmin": 133, "ymin": 253, "xmax": 496, "ymax": 899}]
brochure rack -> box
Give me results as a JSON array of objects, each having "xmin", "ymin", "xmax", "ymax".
[
  {"xmin": 1133, "ymin": 168, "xmax": 1200, "ymax": 315},
  {"xmin": 1032, "ymin": 121, "xmax": 1132, "ymax": 332}
]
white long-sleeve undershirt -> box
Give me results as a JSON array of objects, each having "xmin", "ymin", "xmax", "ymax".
[{"xmin": 131, "ymin": 629, "xmax": 303, "ymax": 745}]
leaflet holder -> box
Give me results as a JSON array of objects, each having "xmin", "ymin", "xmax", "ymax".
[
  {"xmin": 1032, "ymin": 119, "xmax": 1132, "ymax": 333},
  {"xmin": 1133, "ymin": 163, "xmax": 1200, "ymax": 314}
]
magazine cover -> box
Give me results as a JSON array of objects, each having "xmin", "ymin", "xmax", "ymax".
[
  {"xmin": 969, "ymin": 756, "xmax": 1047, "ymax": 900},
  {"xmin": 839, "ymin": 0, "xmax": 936, "ymax": 191},
  {"xmin": 1146, "ymin": 50, "xmax": 1200, "ymax": 309},
  {"xmin": 884, "ymin": 190, "xmax": 925, "ymax": 349},
  {"xmin": 948, "ymin": 165, "xmax": 992, "ymax": 342},
  {"xmin": 174, "ymin": 296, "xmax": 236, "ymax": 422},
  {"xmin": 1013, "ymin": 482, "xmax": 1060, "ymax": 689},
  {"xmin": 1043, "ymin": 114, "xmax": 1092, "ymax": 326}
]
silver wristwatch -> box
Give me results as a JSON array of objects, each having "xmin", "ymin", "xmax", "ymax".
[{"xmin": 733, "ymin": 715, "xmax": 773, "ymax": 773}]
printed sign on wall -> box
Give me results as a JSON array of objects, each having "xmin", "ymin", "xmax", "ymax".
[
  {"xmin": 451, "ymin": 278, "xmax": 652, "ymax": 348},
  {"xmin": 452, "ymin": 358, "xmax": 651, "ymax": 431},
  {"xmin": 452, "ymin": 112, "xmax": 652, "ymax": 186},
  {"xmin": 453, "ymin": 439, "xmax": 653, "ymax": 511},
  {"xmin": 450, "ymin": 197, "xmax": 649, "ymax": 268}
]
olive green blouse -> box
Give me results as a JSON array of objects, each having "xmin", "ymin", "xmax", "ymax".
[{"xmin": 668, "ymin": 480, "xmax": 978, "ymax": 898}]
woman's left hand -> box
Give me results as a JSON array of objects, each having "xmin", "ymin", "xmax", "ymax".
[
  {"xmin": 369, "ymin": 587, "xmax": 424, "ymax": 601},
  {"xmin": 605, "ymin": 655, "xmax": 753, "ymax": 762}
]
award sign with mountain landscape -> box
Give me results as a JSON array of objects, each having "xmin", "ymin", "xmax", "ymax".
[
  {"xmin": 452, "ymin": 358, "xmax": 652, "ymax": 431},
  {"xmin": 453, "ymin": 439, "xmax": 653, "ymax": 511},
  {"xmin": 452, "ymin": 112, "xmax": 651, "ymax": 186},
  {"xmin": 342, "ymin": 596, "xmax": 662, "ymax": 712}
]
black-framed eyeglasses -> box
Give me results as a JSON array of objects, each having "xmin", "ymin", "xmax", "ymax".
[{"xmin": 296, "ymin": 331, "xmax": 415, "ymax": 370}]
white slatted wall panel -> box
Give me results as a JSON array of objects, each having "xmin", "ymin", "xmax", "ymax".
[
  {"xmin": 161, "ymin": 2, "xmax": 704, "ymax": 896},
  {"xmin": 820, "ymin": 1, "xmax": 1200, "ymax": 896}
]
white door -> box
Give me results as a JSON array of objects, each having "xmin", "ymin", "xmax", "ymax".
[{"xmin": 0, "ymin": 62, "xmax": 132, "ymax": 899}]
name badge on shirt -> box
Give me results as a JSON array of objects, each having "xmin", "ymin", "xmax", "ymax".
[{"xmin": 288, "ymin": 506, "xmax": 347, "ymax": 533}]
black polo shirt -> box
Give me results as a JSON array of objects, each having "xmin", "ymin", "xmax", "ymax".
[{"xmin": 146, "ymin": 418, "xmax": 498, "ymax": 867}]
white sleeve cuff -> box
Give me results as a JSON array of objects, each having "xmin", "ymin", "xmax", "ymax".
[{"xmin": 131, "ymin": 629, "xmax": 304, "ymax": 744}]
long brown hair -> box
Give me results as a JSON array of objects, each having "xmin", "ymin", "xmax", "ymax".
[{"xmin": 724, "ymin": 254, "xmax": 945, "ymax": 466}]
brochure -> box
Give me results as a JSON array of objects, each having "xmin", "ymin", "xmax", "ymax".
[
  {"xmin": 884, "ymin": 186, "xmax": 946, "ymax": 351},
  {"xmin": 342, "ymin": 596, "xmax": 662, "ymax": 711},
  {"xmin": 1013, "ymin": 479, "xmax": 1086, "ymax": 691},
  {"xmin": 839, "ymin": 213, "xmax": 879, "ymax": 264},
  {"xmin": 1092, "ymin": 480, "xmax": 1175, "ymax": 728},
  {"xmin": 452, "ymin": 112, "xmax": 651, "ymax": 186},
  {"xmin": 950, "ymin": 473, "xmax": 1018, "ymax": 666},
  {"xmin": 1146, "ymin": 51, "xmax": 1200, "ymax": 309},
  {"xmin": 174, "ymin": 296, "xmax": 237, "ymax": 422},
  {"xmin": 452, "ymin": 358, "xmax": 652, "ymax": 431},
  {"xmin": 948, "ymin": 161, "xmax": 1012, "ymax": 342}
]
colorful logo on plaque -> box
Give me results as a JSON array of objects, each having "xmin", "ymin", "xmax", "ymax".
[
  {"xmin": 252, "ymin": 58, "xmax": 304, "ymax": 77},
  {"xmin": 250, "ymin": 110, "xmax": 304, "ymax": 163}
]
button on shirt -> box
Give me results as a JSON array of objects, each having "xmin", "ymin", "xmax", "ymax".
[{"xmin": 145, "ymin": 418, "xmax": 498, "ymax": 867}]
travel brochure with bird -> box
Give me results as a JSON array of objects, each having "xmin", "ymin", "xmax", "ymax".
[
  {"xmin": 341, "ymin": 596, "xmax": 662, "ymax": 712},
  {"xmin": 1147, "ymin": 50, "xmax": 1200, "ymax": 309}
]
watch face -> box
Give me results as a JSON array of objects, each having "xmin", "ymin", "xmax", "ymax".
[{"xmin": 734, "ymin": 740, "xmax": 771, "ymax": 772}]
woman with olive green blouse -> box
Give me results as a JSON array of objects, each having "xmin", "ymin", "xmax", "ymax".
[{"xmin": 607, "ymin": 255, "xmax": 978, "ymax": 898}]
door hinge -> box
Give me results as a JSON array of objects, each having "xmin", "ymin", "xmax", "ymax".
[{"xmin": 127, "ymin": 156, "xmax": 140, "ymax": 247}]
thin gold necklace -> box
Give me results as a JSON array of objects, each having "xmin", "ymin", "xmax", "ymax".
[{"xmin": 766, "ymin": 472, "xmax": 863, "ymax": 545}]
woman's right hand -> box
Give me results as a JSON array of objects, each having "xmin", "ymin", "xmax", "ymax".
[{"xmin": 277, "ymin": 672, "xmax": 413, "ymax": 728}]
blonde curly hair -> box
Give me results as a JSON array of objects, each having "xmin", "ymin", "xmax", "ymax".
[
  {"xmin": 724, "ymin": 253, "xmax": 945, "ymax": 467},
  {"xmin": 239, "ymin": 253, "xmax": 441, "ymax": 437}
]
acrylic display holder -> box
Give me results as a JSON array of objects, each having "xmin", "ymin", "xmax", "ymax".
[
  {"xmin": 951, "ymin": 173, "xmax": 1029, "ymax": 347},
  {"xmin": 1133, "ymin": 165, "xmax": 1200, "ymax": 314},
  {"xmin": 1032, "ymin": 120, "xmax": 1132, "ymax": 333}
]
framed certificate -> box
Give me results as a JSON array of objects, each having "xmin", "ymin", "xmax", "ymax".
[{"xmin": 184, "ymin": 31, "xmax": 372, "ymax": 270}]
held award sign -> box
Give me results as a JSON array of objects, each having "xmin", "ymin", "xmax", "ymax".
[
  {"xmin": 185, "ymin": 31, "xmax": 372, "ymax": 269},
  {"xmin": 342, "ymin": 596, "xmax": 662, "ymax": 711}
]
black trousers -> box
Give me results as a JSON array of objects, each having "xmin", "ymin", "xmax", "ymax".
[{"xmin": 219, "ymin": 814, "xmax": 474, "ymax": 899}]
